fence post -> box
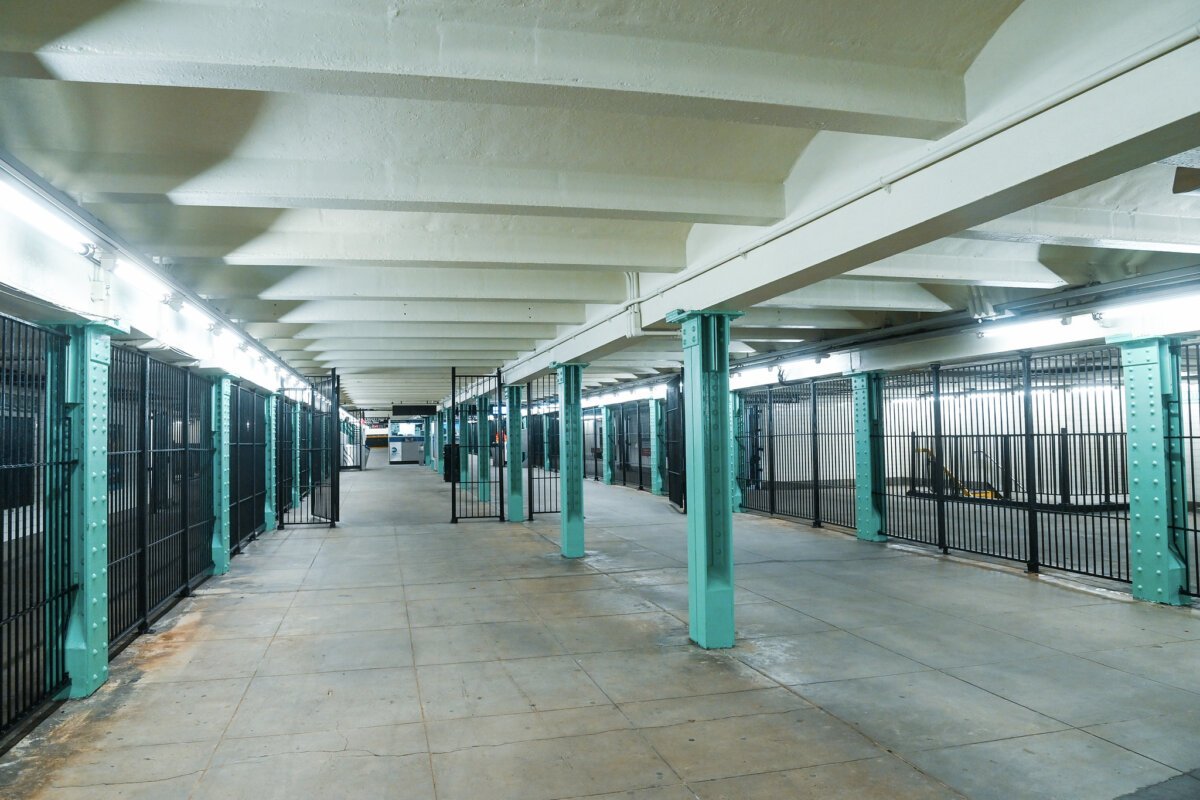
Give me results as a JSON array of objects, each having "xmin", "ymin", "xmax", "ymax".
[
  {"xmin": 729, "ymin": 391, "xmax": 744, "ymax": 512},
  {"xmin": 1021, "ymin": 353, "xmax": 1040, "ymax": 573},
  {"xmin": 291, "ymin": 400, "xmax": 301, "ymax": 513},
  {"xmin": 211, "ymin": 376, "xmax": 232, "ymax": 575},
  {"xmin": 1114, "ymin": 337, "xmax": 1188, "ymax": 605},
  {"xmin": 667, "ymin": 309, "xmax": 742, "ymax": 650},
  {"xmin": 810, "ymin": 378, "xmax": 822, "ymax": 527},
  {"xmin": 61, "ymin": 324, "xmax": 119, "ymax": 697},
  {"xmin": 553, "ymin": 362, "xmax": 588, "ymax": 557},
  {"xmin": 931, "ymin": 364, "xmax": 948, "ymax": 553},
  {"xmin": 602, "ymin": 405, "xmax": 616, "ymax": 485},
  {"xmin": 264, "ymin": 393, "xmax": 277, "ymax": 532},
  {"xmin": 766, "ymin": 385, "xmax": 776, "ymax": 516},
  {"xmin": 852, "ymin": 372, "xmax": 887, "ymax": 542},
  {"xmin": 506, "ymin": 385, "xmax": 524, "ymax": 522}
]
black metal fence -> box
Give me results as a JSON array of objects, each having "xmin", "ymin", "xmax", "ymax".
[
  {"xmin": 665, "ymin": 376, "xmax": 686, "ymax": 510},
  {"xmin": 876, "ymin": 347, "xmax": 1130, "ymax": 581},
  {"xmin": 451, "ymin": 369, "xmax": 503, "ymax": 521},
  {"xmin": 613, "ymin": 400, "xmax": 650, "ymax": 490},
  {"xmin": 0, "ymin": 316, "xmax": 71, "ymax": 743},
  {"xmin": 107, "ymin": 347, "xmax": 215, "ymax": 654},
  {"xmin": 527, "ymin": 373, "xmax": 560, "ymax": 517},
  {"xmin": 739, "ymin": 377, "xmax": 856, "ymax": 529},
  {"xmin": 280, "ymin": 373, "xmax": 339, "ymax": 526},
  {"xmin": 276, "ymin": 393, "xmax": 296, "ymax": 518},
  {"xmin": 583, "ymin": 407, "xmax": 602, "ymax": 480},
  {"xmin": 1172, "ymin": 341, "xmax": 1200, "ymax": 597},
  {"xmin": 229, "ymin": 382, "xmax": 267, "ymax": 551}
]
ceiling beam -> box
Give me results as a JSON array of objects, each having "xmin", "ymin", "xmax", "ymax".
[
  {"xmin": 844, "ymin": 251, "xmax": 1067, "ymax": 288},
  {"xmin": 2, "ymin": 1, "xmax": 964, "ymax": 137},
  {"xmin": 757, "ymin": 278, "xmax": 952, "ymax": 312},
  {"xmin": 955, "ymin": 203, "xmax": 1200, "ymax": 254},
  {"xmin": 221, "ymin": 299, "xmax": 587, "ymax": 325}
]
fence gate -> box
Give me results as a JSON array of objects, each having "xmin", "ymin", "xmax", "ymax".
[
  {"xmin": 665, "ymin": 375, "xmax": 686, "ymax": 510},
  {"xmin": 615, "ymin": 400, "xmax": 649, "ymax": 489},
  {"xmin": 340, "ymin": 410, "xmax": 366, "ymax": 470},
  {"xmin": 279, "ymin": 373, "xmax": 339, "ymax": 526},
  {"xmin": 583, "ymin": 407, "xmax": 602, "ymax": 480},
  {"xmin": 229, "ymin": 382, "xmax": 267, "ymax": 551},
  {"xmin": 107, "ymin": 347, "xmax": 215, "ymax": 655},
  {"xmin": 451, "ymin": 369, "xmax": 503, "ymax": 521},
  {"xmin": 527, "ymin": 373, "xmax": 560, "ymax": 517},
  {"xmin": 0, "ymin": 316, "xmax": 70, "ymax": 744}
]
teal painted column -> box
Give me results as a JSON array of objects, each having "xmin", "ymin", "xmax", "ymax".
[
  {"xmin": 667, "ymin": 309, "xmax": 742, "ymax": 649},
  {"xmin": 1116, "ymin": 338, "xmax": 1189, "ymax": 605},
  {"xmin": 852, "ymin": 373, "xmax": 887, "ymax": 542},
  {"xmin": 506, "ymin": 385, "xmax": 524, "ymax": 521},
  {"xmin": 61, "ymin": 324, "xmax": 118, "ymax": 697},
  {"xmin": 553, "ymin": 362, "xmax": 588, "ymax": 557},
  {"xmin": 212, "ymin": 377, "xmax": 232, "ymax": 574},
  {"xmin": 423, "ymin": 415, "xmax": 433, "ymax": 468},
  {"xmin": 291, "ymin": 401, "xmax": 301, "ymax": 511},
  {"xmin": 477, "ymin": 395, "xmax": 491, "ymax": 501},
  {"xmin": 650, "ymin": 397, "xmax": 667, "ymax": 496},
  {"xmin": 730, "ymin": 392, "xmax": 745, "ymax": 512},
  {"xmin": 264, "ymin": 394, "xmax": 277, "ymax": 532},
  {"xmin": 602, "ymin": 406, "xmax": 616, "ymax": 485},
  {"xmin": 459, "ymin": 407, "xmax": 470, "ymax": 483}
]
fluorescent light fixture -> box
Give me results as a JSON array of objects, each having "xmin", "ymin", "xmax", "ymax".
[
  {"xmin": 0, "ymin": 178, "xmax": 94, "ymax": 253},
  {"xmin": 180, "ymin": 301, "xmax": 211, "ymax": 327},
  {"xmin": 730, "ymin": 367, "xmax": 776, "ymax": 391},
  {"xmin": 115, "ymin": 259, "xmax": 170, "ymax": 303},
  {"xmin": 1100, "ymin": 292, "xmax": 1200, "ymax": 337}
]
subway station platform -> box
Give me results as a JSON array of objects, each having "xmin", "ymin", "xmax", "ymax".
[{"xmin": 3, "ymin": 464, "xmax": 1199, "ymax": 800}]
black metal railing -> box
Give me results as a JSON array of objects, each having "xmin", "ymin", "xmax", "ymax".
[
  {"xmin": 229, "ymin": 382, "xmax": 267, "ymax": 551},
  {"xmin": 739, "ymin": 376, "xmax": 855, "ymax": 529},
  {"xmin": 0, "ymin": 316, "xmax": 71, "ymax": 743},
  {"xmin": 875, "ymin": 347, "xmax": 1130, "ymax": 581},
  {"xmin": 279, "ymin": 373, "xmax": 339, "ymax": 526},
  {"xmin": 527, "ymin": 373, "xmax": 560, "ymax": 517},
  {"xmin": 665, "ymin": 376, "xmax": 685, "ymax": 510},
  {"xmin": 451, "ymin": 369, "xmax": 503, "ymax": 521},
  {"xmin": 107, "ymin": 347, "xmax": 215, "ymax": 655},
  {"xmin": 613, "ymin": 400, "xmax": 650, "ymax": 490},
  {"xmin": 583, "ymin": 407, "xmax": 602, "ymax": 481}
]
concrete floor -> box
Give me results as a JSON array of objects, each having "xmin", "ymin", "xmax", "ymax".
[{"xmin": 3, "ymin": 464, "xmax": 1200, "ymax": 800}]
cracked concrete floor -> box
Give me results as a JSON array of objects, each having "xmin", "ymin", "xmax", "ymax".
[{"xmin": 3, "ymin": 464, "xmax": 1200, "ymax": 799}]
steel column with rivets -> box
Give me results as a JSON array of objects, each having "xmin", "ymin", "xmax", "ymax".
[
  {"xmin": 264, "ymin": 393, "xmax": 278, "ymax": 532},
  {"xmin": 1116, "ymin": 337, "xmax": 1189, "ymax": 605},
  {"xmin": 852, "ymin": 372, "xmax": 887, "ymax": 542},
  {"xmin": 667, "ymin": 309, "xmax": 743, "ymax": 649},
  {"xmin": 602, "ymin": 406, "xmax": 616, "ymax": 485},
  {"xmin": 212, "ymin": 376, "xmax": 233, "ymax": 574},
  {"xmin": 553, "ymin": 362, "xmax": 588, "ymax": 557},
  {"xmin": 61, "ymin": 324, "xmax": 119, "ymax": 697},
  {"xmin": 730, "ymin": 391, "xmax": 745, "ymax": 512},
  {"xmin": 506, "ymin": 385, "xmax": 524, "ymax": 522}
]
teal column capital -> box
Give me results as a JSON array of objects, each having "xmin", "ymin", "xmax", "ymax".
[
  {"xmin": 851, "ymin": 372, "xmax": 887, "ymax": 542},
  {"xmin": 1117, "ymin": 338, "xmax": 1189, "ymax": 605},
  {"xmin": 212, "ymin": 377, "xmax": 233, "ymax": 574},
  {"xmin": 506, "ymin": 386, "xmax": 525, "ymax": 522},
  {"xmin": 669, "ymin": 310, "xmax": 743, "ymax": 649},
  {"xmin": 555, "ymin": 363, "xmax": 588, "ymax": 557},
  {"xmin": 60, "ymin": 324, "xmax": 115, "ymax": 697}
]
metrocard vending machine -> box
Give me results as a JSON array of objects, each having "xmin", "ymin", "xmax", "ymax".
[{"xmin": 388, "ymin": 418, "xmax": 425, "ymax": 464}]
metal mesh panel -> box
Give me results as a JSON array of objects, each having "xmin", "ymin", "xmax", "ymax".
[
  {"xmin": 582, "ymin": 407, "xmax": 601, "ymax": 480},
  {"xmin": 280, "ymin": 373, "xmax": 339, "ymax": 526},
  {"xmin": 229, "ymin": 382, "xmax": 267, "ymax": 550},
  {"xmin": 451, "ymin": 370, "xmax": 503, "ymax": 521},
  {"xmin": 0, "ymin": 316, "xmax": 70, "ymax": 741}
]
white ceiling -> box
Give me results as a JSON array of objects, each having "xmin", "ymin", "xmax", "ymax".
[{"xmin": 1, "ymin": 0, "xmax": 1197, "ymax": 407}]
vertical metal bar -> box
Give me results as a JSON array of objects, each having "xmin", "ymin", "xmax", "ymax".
[
  {"xmin": 450, "ymin": 367, "xmax": 458, "ymax": 523},
  {"xmin": 766, "ymin": 385, "xmax": 776, "ymax": 516},
  {"xmin": 138, "ymin": 354, "xmax": 150, "ymax": 630},
  {"xmin": 932, "ymin": 363, "xmax": 948, "ymax": 553},
  {"xmin": 526, "ymin": 380, "xmax": 534, "ymax": 520},
  {"xmin": 810, "ymin": 378, "xmax": 822, "ymax": 527},
  {"xmin": 1022, "ymin": 353, "xmax": 1040, "ymax": 573},
  {"xmin": 1058, "ymin": 426, "xmax": 1070, "ymax": 506},
  {"xmin": 496, "ymin": 368, "xmax": 504, "ymax": 522}
]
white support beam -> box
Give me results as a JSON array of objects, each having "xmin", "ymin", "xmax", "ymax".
[
  {"xmin": 223, "ymin": 299, "xmax": 587, "ymax": 325},
  {"xmin": 187, "ymin": 265, "xmax": 627, "ymax": 304},
  {"xmin": 311, "ymin": 351, "xmax": 521, "ymax": 363},
  {"xmin": 2, "ymin": 1, "xmax": 965, "ymax": 138},
  {"xmin": 275, "ymin": 338, "xmax": 540, "ymax": 353},
  {"xmin": 757, "ymin": 279, "xmax": 952, "ymax": 312},
  {"xmin": 844, "ymin": 250, "xmax": 1067, "ymax": 288},
  {"xmin": 733, "ymin": 309, "xmax": 875, "ymax": 329},
  {"xmin": 293, "ymin": 322, "xmax": 562, "ymax": 340},
  {"xmin": 955, "ymin": 203, "xmax": 1200, "ymax": 254},
  {"xmin": 57, "ymin": 156, "xmax": 783, "ymax": 226}
]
